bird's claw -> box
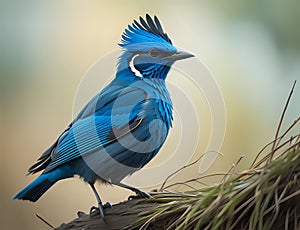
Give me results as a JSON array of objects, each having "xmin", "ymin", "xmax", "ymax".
[
  {"xmin": 89, "ymin": 202, "xmax": 112, "ymax": 221},
  {"xmin": 137, "ymin": 190, "xmax": 151, "ymax": 198},
  {"xmin": 103, "ymin": 202, "xmax": 113, "ymax": 209},
  {"xmin": 128, "ymin": 190, "xmax": 152, "ymax": 200},
  {"xmin": 89, "ymin": 205, "xmax": 105, "ymax": 221}
]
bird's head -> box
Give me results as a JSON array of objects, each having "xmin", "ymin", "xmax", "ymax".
[{"xmin": 117, "ymin": 14, "xmax": 194, "ymax": 80}]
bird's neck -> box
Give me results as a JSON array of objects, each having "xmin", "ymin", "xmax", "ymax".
[
  {"xmin": 116, "ymin": 57, "xmax": 173, "ymax": 129},
  {"xmin": 117, "ymin": 52, "xmax": 171, "ymax": 80}
]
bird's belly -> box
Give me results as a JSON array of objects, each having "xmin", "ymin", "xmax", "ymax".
[
  {"xmin": 80, "ymin": 148, "xmax": 154, "ymax": 184},
  {"xmin": 79, "ymin": 125, "xmax": 168, "ymax": 183}
]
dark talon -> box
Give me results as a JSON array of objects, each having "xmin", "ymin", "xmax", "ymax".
[
  {"xmin": 90, "ymin": 205, "xmax": 105, "ymax": 221},
  {"xmin": 128, "ymin": 191, "xmax": 152, "ymax": 200},
  {"xmin": 77, "ymin": 211, "xmax": 85, "ymax": 217},
  {"xmin": 89, "ymin": 206, "xmax": 98, "ymax": 215},
  {"xmin": 128, "ymin": 195, "xmax": 137, "ymax": 200},
  {"xmin": 104, "ymin": 202, "xmax": 112, "ymax": 209},
  {"xmin": 136, "ymin": 190, "xmax": 151, "ymax": 198}
]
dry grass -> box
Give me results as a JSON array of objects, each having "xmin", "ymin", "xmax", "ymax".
[{"xmin": 131, "ymin": 81, "xmax": 300, "ymax": 230}]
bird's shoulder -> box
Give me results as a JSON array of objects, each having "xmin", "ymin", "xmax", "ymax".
[{"xmin": 74, "ymin": 78, "xmax": 152, "ymax": 120}]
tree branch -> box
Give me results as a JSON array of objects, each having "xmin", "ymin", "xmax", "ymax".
[{"xmin": 55, "ymin": 198, "xmax": 159, "ymax": 230}]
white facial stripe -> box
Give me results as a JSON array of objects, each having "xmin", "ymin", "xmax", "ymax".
[{"xmin": 129, "ymin": 54, "xmax": 143, "ymax": 78}]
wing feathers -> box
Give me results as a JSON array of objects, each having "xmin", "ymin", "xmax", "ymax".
[{"xmin": 42, "ymin": 87, "xmax": 148, "ymax": 172}]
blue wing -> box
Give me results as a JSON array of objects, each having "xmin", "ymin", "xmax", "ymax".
[{"xmin": 30, "ymin": 81, "xmax": 153, "ymax": 174}]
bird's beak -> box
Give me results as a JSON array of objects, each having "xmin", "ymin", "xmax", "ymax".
[{"xmin": 163, "ymin": 50, "xmax": 195, "ymax": 61}]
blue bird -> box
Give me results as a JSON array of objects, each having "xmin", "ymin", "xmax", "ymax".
[{"xmin": 13, "ymin": 14, "xmax": 194, "ymax": 220}]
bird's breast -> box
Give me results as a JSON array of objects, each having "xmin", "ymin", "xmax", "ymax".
[{"xmin": 143, "ymin": 79, "xmax": 173, "ymax": 129}]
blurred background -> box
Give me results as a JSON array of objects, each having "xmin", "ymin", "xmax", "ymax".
[{"xmin": 1, "ymin": 1, "xmax": 300, "ymax": 229}]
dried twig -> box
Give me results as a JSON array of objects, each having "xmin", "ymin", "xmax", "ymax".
[
  {"xmin": 270, "ymin": 80, "xmax": 297, "ymax": 162},
  {"xmin": 159, "ymin": 151, "xmax": 223, "ymax": 191},
  {"xmin": 36, "ymin": 213, "xmax": 54, "ymax": 229}
]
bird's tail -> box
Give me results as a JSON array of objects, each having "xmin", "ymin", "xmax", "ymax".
[{"xmin": 13, "ymin": 174, "xmax": 55, "ymax": 202}]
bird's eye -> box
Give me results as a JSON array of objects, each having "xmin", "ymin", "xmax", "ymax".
[{"xmin": 149, "ymin": 48, "xmax": 160, "ymax": 57}]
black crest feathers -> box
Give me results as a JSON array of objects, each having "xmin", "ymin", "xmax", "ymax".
[{"xmin": 134, "ymin": 14, "xmax": 172, "ymax": 44}]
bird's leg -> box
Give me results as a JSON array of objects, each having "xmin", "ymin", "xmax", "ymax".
[
  {"xmin": 89, "ymin": 183, "xmax": 110, "ymax": 221},
  {"xmin": 115, "ymin": 182, "xmax": 151, "ymax": 198}
]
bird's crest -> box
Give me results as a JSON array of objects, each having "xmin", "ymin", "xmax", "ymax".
[{"xmin": 119, "ymin": 14, "xmax": 172, "ymax": 48}]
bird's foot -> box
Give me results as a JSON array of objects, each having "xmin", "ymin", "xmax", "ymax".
[
  {"xmin": 128, "ymin": 190, "xmax": 152, "ymax": 200},
  {"xmin": 89, "ymin": 202, "xmax": 112, "ymax": 221},
  {"xmin": 103, "ymin": 202, "xmax": 113, "ymax": 209},
  {"xmin": 136, "ymin": 190, "xmax": 151, "ymax": 198},
  {"xmin": 89, "ymin": 205, "xmax": 105, "ymax": 221}
]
